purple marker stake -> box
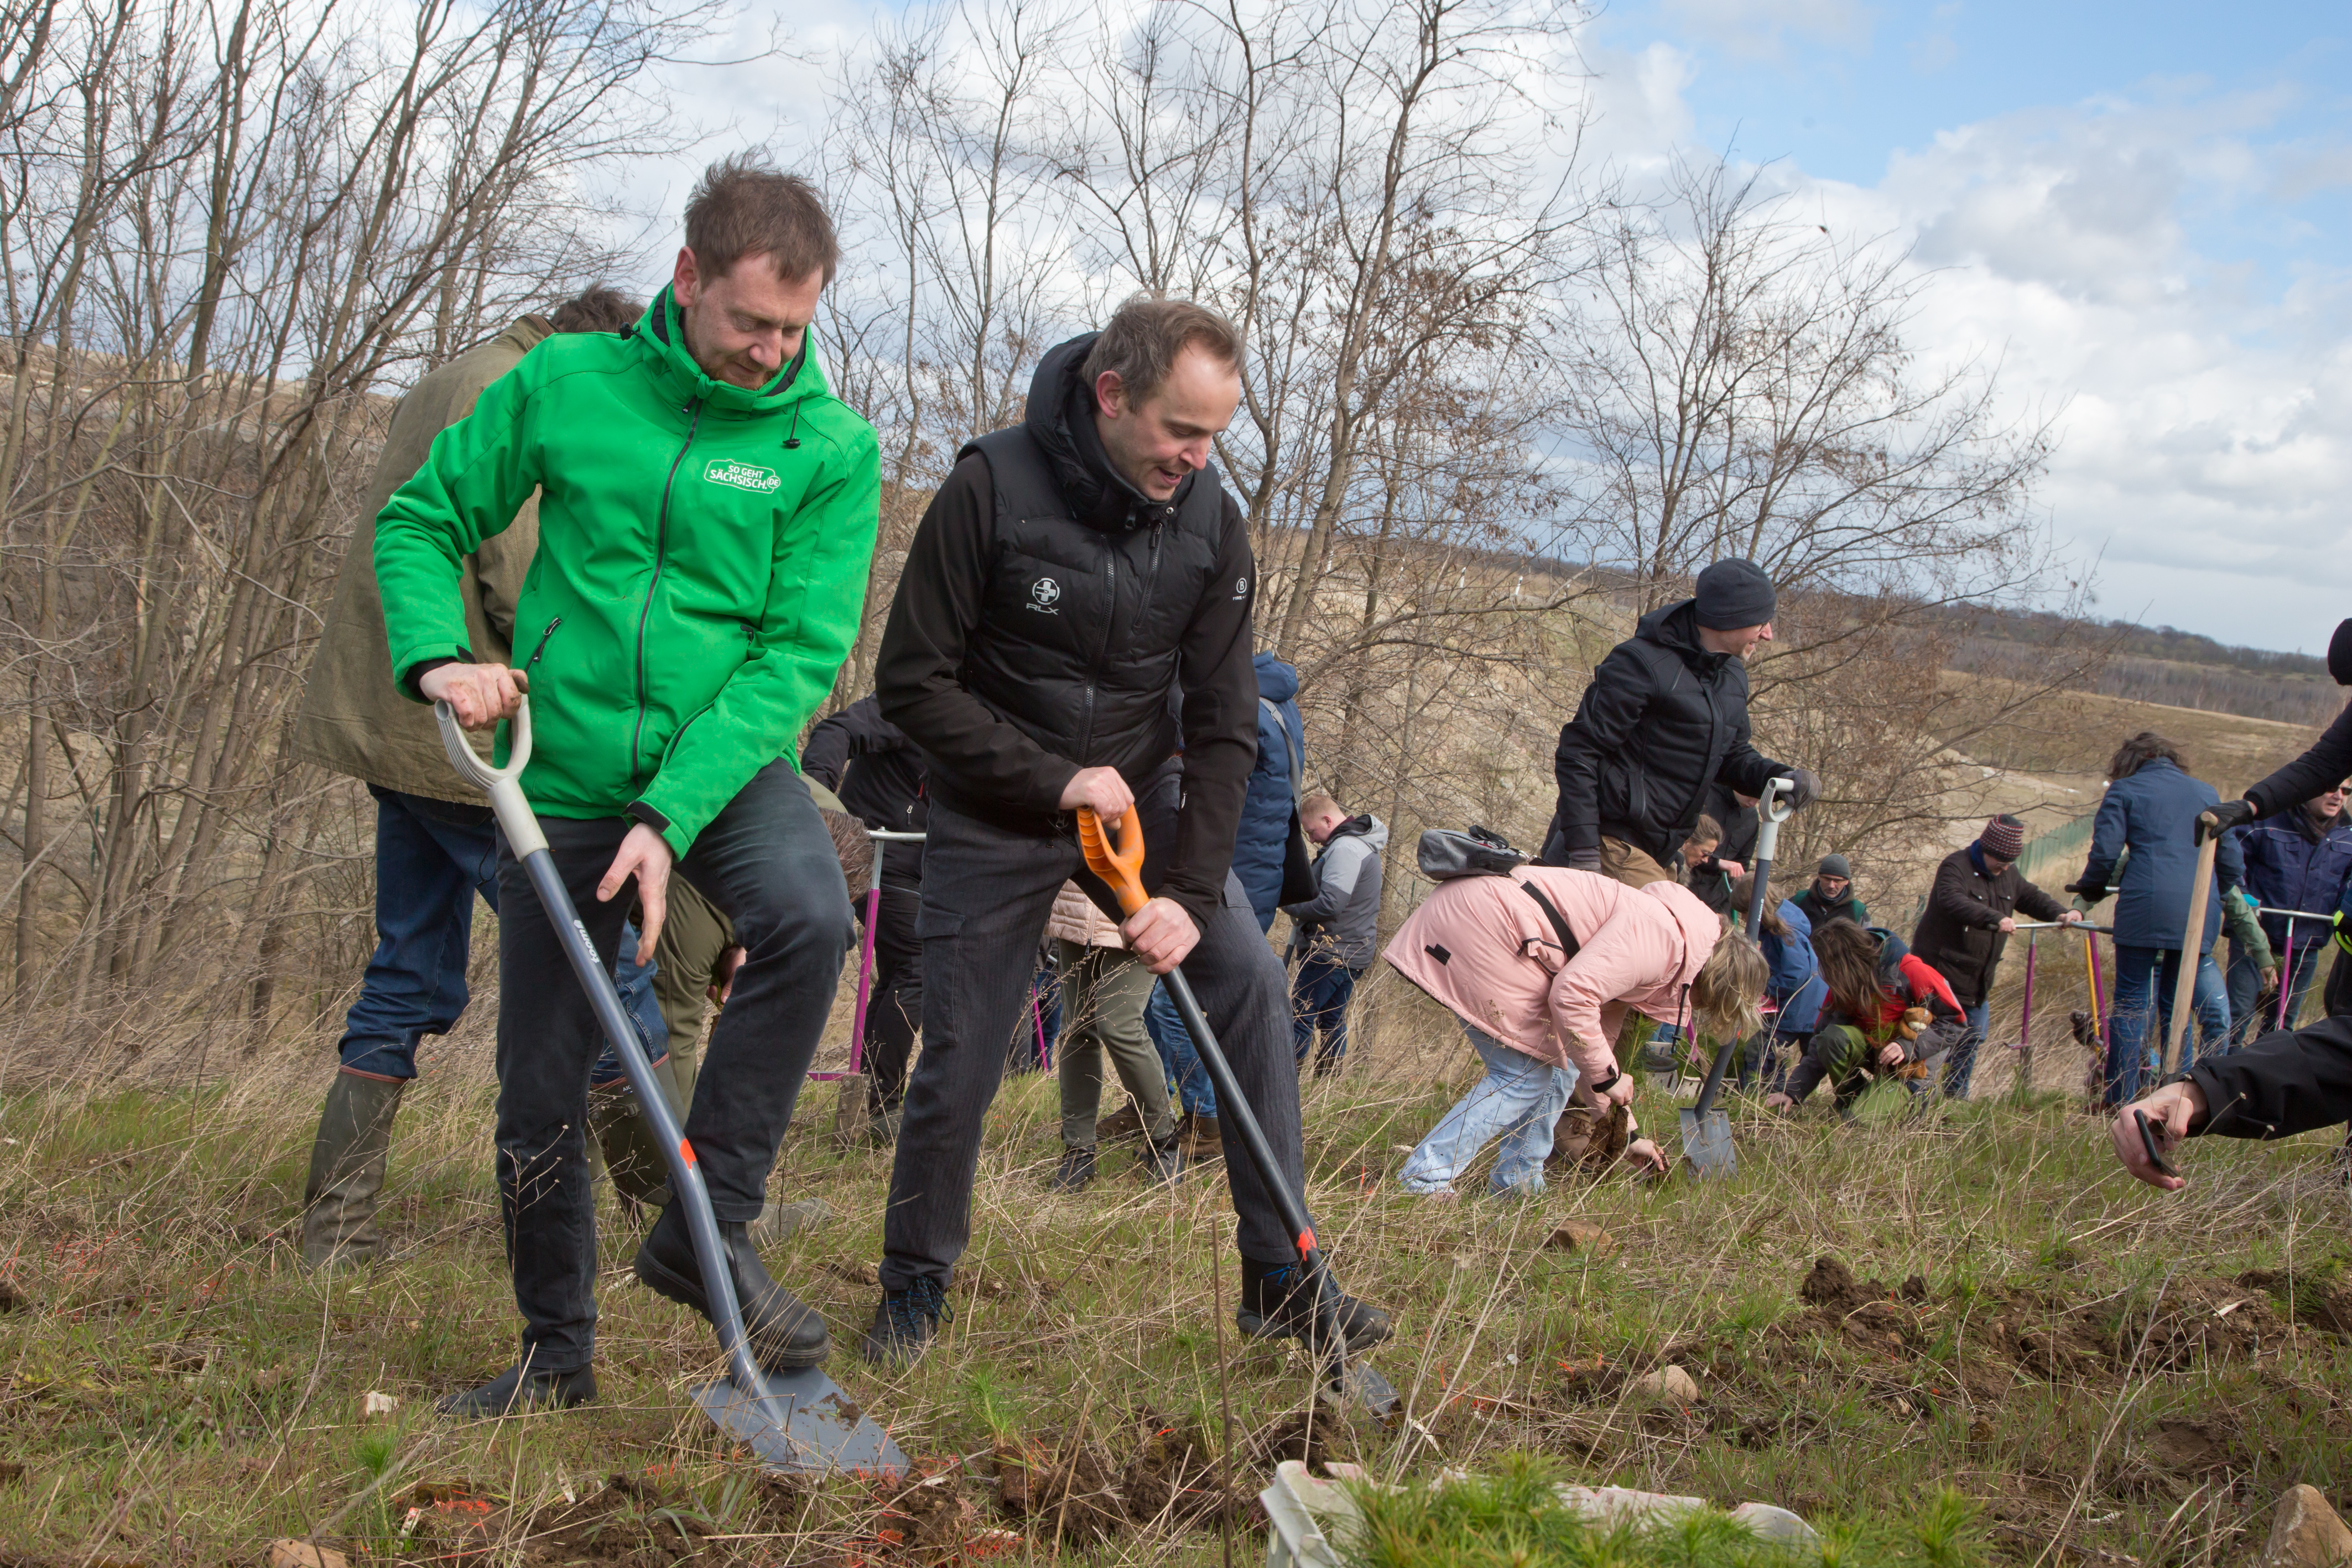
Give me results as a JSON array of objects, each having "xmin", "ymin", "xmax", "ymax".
[
  {"xmin": 846, "ymin": 839, "xmax": 886, "ymax": 1075},
  {"xmin": 2019, "ymin": 930, "xmax": 2037, "ymax": 1045},
  {"xmin": 1033, "ymin": 987, "xmax": 1051, "ymax": 1072}
]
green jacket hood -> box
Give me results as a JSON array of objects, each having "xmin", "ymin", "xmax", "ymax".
[{"xmin": 635, "ymin": 285, "xmax": 829, "ymax": 416}]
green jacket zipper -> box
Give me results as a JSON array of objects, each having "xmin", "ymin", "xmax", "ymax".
[
  {"xmin": 633, "ymin": 399, "xmax": 703, "ymax": 783},
  {"xmin": 523, "ymin": 616, "xmax": 562, "ymax": 670}
]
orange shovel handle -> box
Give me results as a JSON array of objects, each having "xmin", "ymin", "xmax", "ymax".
[{"xmin": 1076, "ymin": 806, "xmax": 1148, "ymax": 916}]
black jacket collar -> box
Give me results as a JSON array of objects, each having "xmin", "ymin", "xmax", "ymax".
[{"xmin": 1025, "ymin": 332, "xmax": 1189, "ymax": 534}]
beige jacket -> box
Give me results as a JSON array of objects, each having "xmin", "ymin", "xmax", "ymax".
[
  {"xmin": 1045, "ymin": 882, "xmax": 1123, "ymax": 949},
  {"xmin": 292, "ymin": 316, "xmax": 550, "ymax": 802}
]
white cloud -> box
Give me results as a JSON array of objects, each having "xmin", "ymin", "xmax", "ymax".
[{"xmin": 1659, "ymin": 0, "xmax": 1872, "ymax": 61}]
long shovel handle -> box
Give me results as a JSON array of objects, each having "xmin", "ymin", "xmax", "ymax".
[
  {"xmin": 1076, "ymin": 808, "xmax": 1353, "ymax": 1382},
  {"xmin": 2161, "ymin": 817, "xmax": 2220, "ymax": 1077},
  {"xmin": 1740, "ymin": 777, "xmax": 1798, "ymax": 935},
  {"xmin": 436, "ymin": 699, "xmax": 779, "ymax": 1421},
  {"xmin": 848, "ymin": 841, "xmax": 885, "ymax": 1074}
]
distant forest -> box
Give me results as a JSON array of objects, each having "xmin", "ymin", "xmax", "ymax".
[{"xmin": 1948, "ymin": 607, "xmax": 2341, "ymax": 728}]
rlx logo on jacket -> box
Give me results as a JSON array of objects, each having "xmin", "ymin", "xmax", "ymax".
[
  {"xmin": 703, "ymin": 457, "xmax": 781, "ymax": 494},
  {"xmin": 1028, "ymin": 577, "xmax": 1061, "ymax": 614}
]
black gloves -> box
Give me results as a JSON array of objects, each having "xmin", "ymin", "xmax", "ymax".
[
  {"xmin": 1566, "ymin": 847, "xmax": 1603, "ymax": 873},
  {"xmin": 1784, "ymin": 768, "xmax": 1822, "ymax": 809},
  {"xmin": 2200, "ymin": 798, "xmax": 2256, "ymax": 841}
]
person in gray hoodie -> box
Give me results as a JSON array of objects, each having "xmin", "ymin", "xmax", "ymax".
[{"xmin": 1283, "ymin": 794, "xmax": 1388, "ymax": 1075}]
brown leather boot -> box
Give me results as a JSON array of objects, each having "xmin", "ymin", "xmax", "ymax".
[{"xmin": 1178, "ymin": 1112, "xmax": 1222, "ymax": 1161}]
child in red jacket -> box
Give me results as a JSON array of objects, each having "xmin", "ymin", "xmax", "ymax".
[{"xmin": 1765, "ymin": 918, "xmax": 1968, "ymax": 1114}]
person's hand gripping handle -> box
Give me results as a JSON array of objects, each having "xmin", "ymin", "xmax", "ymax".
[{"xmin": 1076, "ymin": 805, "xmax": 1195, "ymax": 973}]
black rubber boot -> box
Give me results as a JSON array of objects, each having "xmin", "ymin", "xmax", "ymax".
[
  {"xmin": 436, "ymin": 1362, "xmax": 597, "ymax": 1419},
  {"xmin": 300, "ymin": 1073, "xmax": 407, "ymax": 1272},
  {"xmin": 860, "ymin": 1279, "xmax": 951, "ymax": 1368},
  {"xmin": 1236, "ymin": 1259, "xmax": 1392, "ymax": 1353},
  {"xmin": 632, "ymin": 1202, "xmax": 830, "ymax": 1371},
  {"xmin": 1050, "ymin": 1144, "xmax": 1096, "ymax": 1192}
]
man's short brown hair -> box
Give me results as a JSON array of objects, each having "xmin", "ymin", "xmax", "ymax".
[
  {"xmin": 548, "ymin": 285, "xmax": 642, "ymax": 334},
  {"xmin": 1080, "ymin": 294, "xmax": 1242, "ymax": 407},
  {"xmin": 683, "ymin": 154, "xmax": 840, "ymax": 286}
]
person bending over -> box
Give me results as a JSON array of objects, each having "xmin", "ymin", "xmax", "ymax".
[
  {"xmin": 1386, "ymin": 862, "xmax": 1764, "ymax": 1196},
  {"xmin": 377, "ymin": 158, "xmax": 880, "ymax": 1416},
  {"xmin": 865, "ymin": 296, "xmax": 1392, "ymax": 1365},
  {"xmin": 1766, "ymin": 919, "xmax": 1966, "ymax": 1115}
]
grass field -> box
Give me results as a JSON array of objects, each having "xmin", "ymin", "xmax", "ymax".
[{"xmin": 4, "ymin": 1009, "xmax": 2350, "ymax": 1568}]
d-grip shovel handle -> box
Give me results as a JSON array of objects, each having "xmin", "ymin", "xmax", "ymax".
[
  {"xmin": 433, "ymin": 698, "xmax": 778, "ymax": 1421},
  {"xmin": 1076, "ymin": 805, "xmax": 1149, "ymax": 916}
]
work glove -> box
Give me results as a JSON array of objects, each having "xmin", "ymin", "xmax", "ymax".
[
  {"xmin": 2067, "ymin": 881, "xmax": 2110, "ymax": 907},
  {"xmin": 1780, "ymin": 769, "xmax": 1822, "ymax": 810},
  {"xmin": 1566, "ymin": 846, "xmax": 1602, "ymax": 873},
  {"xmin": 2203, "ymin": 798, "xmax": 2257, "ymax": 839}
]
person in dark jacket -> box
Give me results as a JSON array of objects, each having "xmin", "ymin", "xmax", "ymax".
[
  {"xmin": 1792, "ymin": 854, "xmax": 1868, "ymax": 929},
  {"xmin": 2199, "ymin": 618, "xmax": 2352, "ymax": 1015},
  {"xmin": 2111, "ymin": 1013, "xmax": 2352, "ymax": 1189},
  {"xmin": 1283, "ymin": 796, "xmax": 1387, "ymax": 1076},
  {"xmin": 1542, "ymin": 560, "xmax": 1817, "ymax": 887},
  {"xmin": 2229, "ymin": 780, "xmax": 2352, "ymax": 1033},
  {"xmin": 1687, "ymin": 786, "xmax": 1757, "ymax": 918},
  {"xmin": 866, "ymin": 297, "xmax": 1391, "ymax": 1366},
  {"xmin": 800, "ymin": 694, "xmax": 929, "ymax": 1135},
  {"xmin": 2077, "ymin": 732, "xmax": 2245, "ymax": 1106},
  {"xmin": 1909, "ymin": 815, "xmax": 2080, "ymax": 1098},
  {"xmin": 1233, "ymin": 653, "xmax": 1306, "ymax": 929}
]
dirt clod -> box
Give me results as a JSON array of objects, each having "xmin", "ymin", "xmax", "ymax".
[
  {"xmin": 263, "ymin": 1545, "xmax": 345, "ymax": 1568},
  {"xmin": 1544, "ymin": 1221, "xmax": 1615, "ymax": 1257}
]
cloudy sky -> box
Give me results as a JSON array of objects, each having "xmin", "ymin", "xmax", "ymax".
[
  {"xmin": 639, "ymin": 0, "xmax": 2346, "ymax": 654},
  {"xmin": 1568, "ymin": 0, "xmax": 2349, "ymax": 653}
]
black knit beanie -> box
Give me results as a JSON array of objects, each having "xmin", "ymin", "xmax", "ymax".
[{"xmin": 1694, "ymin": 558, "xmax": 1777, "ymax": 631}]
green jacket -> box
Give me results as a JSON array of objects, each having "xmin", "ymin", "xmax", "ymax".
[
  {"xmin": 376, "ymin": 288, "xmax": 881, "ymax": 856},
  {"xmin": 294, "ymin": 316, "xmax": 548, "ymax": 802}
]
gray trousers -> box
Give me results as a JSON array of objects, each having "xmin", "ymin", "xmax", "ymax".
[
  {"xmin": 881, "ymin": 782, "xmax": 1306, "ymax": 1289},
  {"xmin": 1054, "ymin": 941, "xmax": 1175, "ymax": 1147}
]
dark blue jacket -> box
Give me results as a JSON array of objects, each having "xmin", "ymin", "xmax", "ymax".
[
  {"xmin": 2078, "ymin": 758, "xmax": 2246, "ymax": 954},
  {"xmin": 1233, "ymin": 653, "xmax": 1304, "ymax": 928},
  {"xmin": 2234, "ymin": 809, "xmax": 2352, "ymax": 949}
]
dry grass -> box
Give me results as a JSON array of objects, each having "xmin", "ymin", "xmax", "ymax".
[{"xmin": 3, "ymin": 982, "xmax": 2350, "ymax": 1566}]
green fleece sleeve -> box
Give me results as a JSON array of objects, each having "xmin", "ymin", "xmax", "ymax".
[
  {"xmin": 631, "ymin": 414, "xmax": 881, "ymax": 856},
  {"xmin": 373, "ymin": 361, "xmax": 542, "ymax": 697}
]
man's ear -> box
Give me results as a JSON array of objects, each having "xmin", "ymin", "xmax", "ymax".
[
  {"xmin": 1092, "ymin": 368, "xmax": 1127, "ymax": 419},
  {"xmin": 673, "ymin": 246, "xmax": 703, "ymax": 308}
]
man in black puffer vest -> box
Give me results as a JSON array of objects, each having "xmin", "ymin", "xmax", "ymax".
[
  {"xmin": 1541, "ymin": 560, "xmax": 1818, "ymax": 886},
  {"xmin": 862, "ymin": 296, "xmax": 1392, "ymax": 1366}
]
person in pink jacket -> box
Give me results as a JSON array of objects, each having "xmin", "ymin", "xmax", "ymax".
[{"xmin": 1384, "ymin": 867, "xmax": 1766, "ymax": 1197}]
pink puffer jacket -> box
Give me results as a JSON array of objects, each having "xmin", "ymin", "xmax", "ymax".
[{"xmin": 1383, "ymin": 868, "xmax": 1723, "ymax": 1080}]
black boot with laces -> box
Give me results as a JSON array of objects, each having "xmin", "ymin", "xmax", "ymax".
[{"xmin": 861, "ymin": 1277, "xmax": 952, "ymax": 1368}]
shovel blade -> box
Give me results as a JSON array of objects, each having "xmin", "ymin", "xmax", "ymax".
[
  {"xmin": 1679, "ymin": 1107, "xmax": 1737, "ymax": 1178},
  {"xmin": 690, "ymin": 1367, "xmax": 908, "ymax": 1479},
  {"xmin": 1336, "ymin": 1357, "xmax": 1401, "ymax": 1423}
]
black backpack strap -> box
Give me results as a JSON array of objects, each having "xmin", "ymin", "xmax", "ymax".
[{"xmin": 1518, "ymin": 879, "xmax": 1582, "ymax": 962}]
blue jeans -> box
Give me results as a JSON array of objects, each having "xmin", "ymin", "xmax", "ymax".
[
  {"xmin": 2105, "ymin": 944, "xmax": 2230, "ymax": 1105},
  {"xmin": 337, "ymin": 788, "xmax": 502, "ymax": 1080},
  {"xmin": 1399, "ymin": 1024, "xmax": 1575, "ymax": 1197},
  {"xmin": 1144, "ymin": 981, "xmax": 1216, "ymax": 1117},
  {"xmin": 341, "ymin": 788, "xmax": 666, "ymax": 1082},
  {"xmin": 1291, "ymin": 952, "xmax": 1360, "ymax": 1072},
  {"xmin": 1943, "ymin": 1001, "xmax": 1992, "ymax": 1100}
]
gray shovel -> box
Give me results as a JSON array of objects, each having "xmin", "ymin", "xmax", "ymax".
[
  {"xmin": 436, "ymin": 697, "xmax": 906, "ymax": 1478},
  {"xmin": 1680, "ymin": 775, "xmax": 1799, "ymax": 1179}
]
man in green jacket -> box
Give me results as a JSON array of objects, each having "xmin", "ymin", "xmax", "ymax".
[
  {"xmin": 376, "ymin": 157, "xmax": 881, "ymax": 1417},
  {"xmin": 290, "ymin": 286, "xmax": 658, "ymax": 1271}
]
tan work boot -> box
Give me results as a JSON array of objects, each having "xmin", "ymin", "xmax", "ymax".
[
  {"xmin": 1178, "ymin": 1112, "xmax": 1222, "ymax": 1161},
  {"xmin": 1095, "ymin": 1101, "xmax": 1147, "ymax": 1144},
  {"xmin": 300, "ymin": 1074, "xmax": 408, "ymax": 1271}
]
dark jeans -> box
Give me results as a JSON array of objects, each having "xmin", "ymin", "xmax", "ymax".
[
  {"xmin": 337, "ymin": 787, "xmax": 503, "ymax": 1080},
  {"xmin": 2231, "ymin": 929, "xmax": 2326, "ymax": 1040},
  {"xmin": 2104, "ymin": 944, "xmax": 2229, "ymax": 1106},
  {"xmin": 1291, "ymin": 952, "xmax": 1360, "ymax": 1072},
  {"xmin": 857, "ymin": 881, "xmax": 924, "ymax": 1114},
  {"xmin": 882, "ymin": 786, "xmax": 1306, "ymax": 1290},
  {"xmin": 493, "ymin": 761, "xmax": 853, "ymax": 1371},
  {"xmin": 1146, "ymin": 981, "xmax": 1217, "ymax": 1117},
  {"xmin": 1943, "ymin": 1001, "xmax": 1992, "ymax": 1099}
]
